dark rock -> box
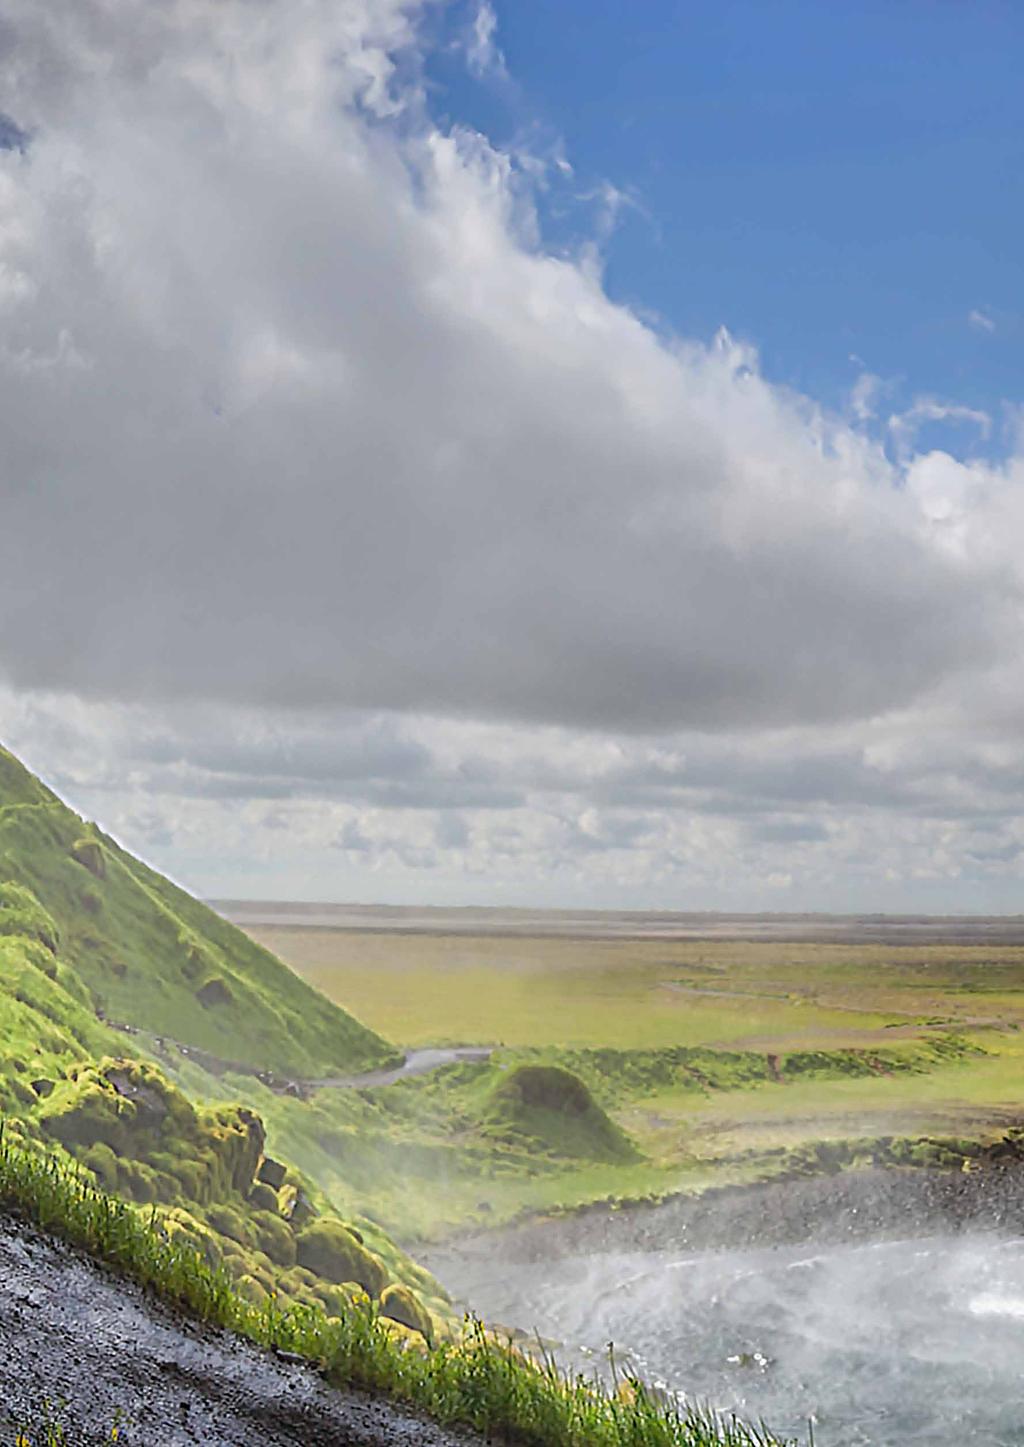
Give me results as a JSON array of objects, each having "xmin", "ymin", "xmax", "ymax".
[
  {"xmin": 70, "ymin": 838, "xmax": 106, "ymax": 879},
  {"xmin": 105, "ymin": 1069, "xmax": 168, "ymax": 1126},
  {"xmin": 257, "ymin": 1157, "xmax": 287, "ymax": 1190},
  {"xmin": 195, "ymin": 977, "xmax": 233, "ymax": 1008}
]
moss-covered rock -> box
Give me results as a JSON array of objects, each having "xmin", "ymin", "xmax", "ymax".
[
  {"xmin": 295, "ymin": 1218, "xmax": 388, "ymax": 1297},
  {"xmin": 237, "ymin": 1273, "xmax": 269, "ymax": 1307},
  {"xmin": 252, "ymin": 1209, "xmax": 296, "ymax": 1267},
  {"xmin": 161, "ymin": 1208, "xmax": 223, "ymax": 1270},
  {"xmin": 248, "ymin": 1181, "xmax": 279, "ymax": 1213},
  {"xmin": 206, "ymin": 1201, "xmax": 256, "ymax": 1248},
  {"xmin": 380, "ymin": 1283, "xmax": 433, "ymax": 1341}
]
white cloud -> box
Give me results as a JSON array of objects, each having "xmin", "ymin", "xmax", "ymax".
[
  {"xmin": 0, "ymin": 0, "xmax": 1010, "ymax": 738},
  {"xmin": 1, "ymin": 1, "xmax": 1024, "ymax": 908},
  {"xmin": 466, "ymin": 2, "xmax": 507, "ymax": 79},
  {"xmin": 969, "ymin": 308, "xmax": 996, "ymax": 334}
]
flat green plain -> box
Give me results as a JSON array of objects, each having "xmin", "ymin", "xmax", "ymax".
[{"xmin": 241, "ymin": 922, "xmax": 1024, "ymax": 1232}]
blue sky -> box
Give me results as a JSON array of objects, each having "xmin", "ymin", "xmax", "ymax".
[{"xmin": 430, "ymin": 0, "xmax": 1022, "ymax": 449}]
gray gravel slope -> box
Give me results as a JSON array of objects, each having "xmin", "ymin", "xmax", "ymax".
[{"xmin": 0, "ymin": 1209, "xmax": 480, "ymax": 1446}]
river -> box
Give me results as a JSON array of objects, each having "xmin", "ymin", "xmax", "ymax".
[{"xmin": 433, "ymin": 1229, "xmax": 1024, "ymax": 1444}]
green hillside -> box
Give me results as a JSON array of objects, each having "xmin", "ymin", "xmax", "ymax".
[
  {"xmin": 0, "ymin": 742, "xmax": 449, "ymax": 1332},
  {"xmin": 0, "ymin": 745, "xmax": 391, "ymax": 1077}
]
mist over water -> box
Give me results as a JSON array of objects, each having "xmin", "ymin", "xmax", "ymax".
[{"xmin": 439, "ymin": 1233, "xmax": 1024, "ymax": 1444}]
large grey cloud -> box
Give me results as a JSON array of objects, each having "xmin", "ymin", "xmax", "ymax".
[{"xmin": 0, "ymin": 0, "xmax": 1014, "ymax": 735}]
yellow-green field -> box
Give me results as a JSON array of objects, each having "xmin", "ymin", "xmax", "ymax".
[
  {"xmin": 242, "ymin": 923, "xmax": 1024, "ymax": 1220},
  {"xmin": 244, "ymin": 924, "xmax": 1024, "ymax": 1049}
]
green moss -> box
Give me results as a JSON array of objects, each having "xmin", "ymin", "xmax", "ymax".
[
  {"xmin": 0, "ymin": 881, "xmax": 60, "ymax": 954},
  {"xmin": 380, "ymin": 1283, "xmax": 433, "ymax": 1341},
  {"xmin": 483, "ymin": 1065, "xmax": 638, "ymax": 1164},
  {"xmin": 296, "ymin": 1218, "xmax": 388, "ymax": 1297}
]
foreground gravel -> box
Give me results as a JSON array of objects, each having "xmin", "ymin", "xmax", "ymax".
[{"xmin": 0, "ymin": 1209, "xmax": 480, "ymax": 1447}]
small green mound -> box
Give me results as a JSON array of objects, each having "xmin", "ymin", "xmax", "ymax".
[{"xmin": 482, "ymin": 1065, "xmax": 638, "ymax": 1163}]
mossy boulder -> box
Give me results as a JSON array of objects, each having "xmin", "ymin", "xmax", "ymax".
[
  {"xmin": 203, "ymin": 1105, "xmax": 265, "ymax": 1194},
  {"xmin": 161, "ymin": 1208, "xmax": 223, "ymax": 1269},
  {"xmin": 206, "ymin": 1202, "xmax": 256, "ymax": 1248},
  {"xmin": 248, "ymin": 1182, "xmax": 279, "ymax": 1213},
  {"xmin": 380, "ymin": 1283, "xmax": 433, "ymax": 1341},
  {"xmin": 482, "ymin": 1065, "xmax": 638, "ymax": 1163},
  {"xmin": 252, "ymin": 1209, "xmax": 296, "ymax": 1267},
  {"xmin": 295, "ymin": 1218, "xmax": 388, "ymax": 1297},
  {"xmin": 237, "ymin": 1273, "xmax": 269, "ymax": 1307}
]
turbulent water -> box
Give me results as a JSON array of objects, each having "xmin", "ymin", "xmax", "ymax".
[{"xmin": 440, "ymin": 1233, "xmax": 1024, "ymax": 1444}]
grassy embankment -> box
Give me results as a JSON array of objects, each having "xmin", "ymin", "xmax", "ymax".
[{"xmin": 0, "ymin": 1127, "xmax": 791, "ymax": 1447}]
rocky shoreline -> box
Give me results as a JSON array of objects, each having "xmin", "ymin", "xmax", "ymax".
[{"xmin": 426, "ymin": 1161, "xmax": 1024, "ymax": 1276}]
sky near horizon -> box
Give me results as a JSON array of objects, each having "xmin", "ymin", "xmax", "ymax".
[{"xmin": 2, "ymin": 0, "xmax": 1024, "ymax": 912}]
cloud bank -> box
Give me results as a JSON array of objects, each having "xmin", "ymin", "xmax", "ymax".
[{"xmin": 1, "ymin": 0, "xmax": 1023, "ymax": 907}]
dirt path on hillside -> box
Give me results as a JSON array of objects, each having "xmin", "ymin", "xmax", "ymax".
[
  {"xmin": 108, "ymin": 1016, "xmax": 493, "ymax": 1097},
  {"xmin": 0, "ymin": 1210, "xmax": 479, "ymax": 1447}
]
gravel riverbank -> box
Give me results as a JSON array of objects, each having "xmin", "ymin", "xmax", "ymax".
[{"xmin": 426, "ymin": 1163, "xmax": 1024, "ymax": 1279}]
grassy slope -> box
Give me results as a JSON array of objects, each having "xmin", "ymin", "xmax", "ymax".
[
  {"xmin": 0, "ymin": 743, "xmax": 453, "ymax": 1328},
  {"xmin": 0, "ymin": 746, "xmax": 390, "ymax": 1077}
]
